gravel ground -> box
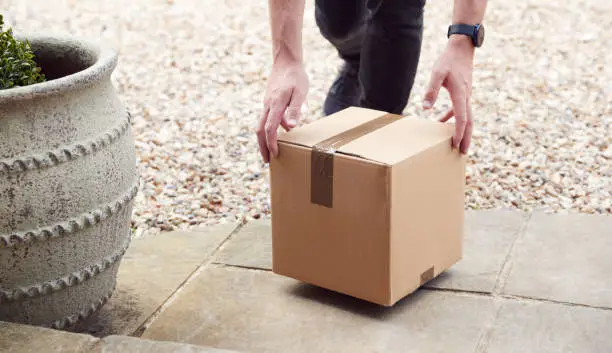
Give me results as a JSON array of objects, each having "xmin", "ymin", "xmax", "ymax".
[{"xmin": 2, "ymin": 0, "xmax": 610, "ymax": 237}]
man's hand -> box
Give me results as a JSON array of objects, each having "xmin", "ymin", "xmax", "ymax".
[
  {"xmin": 259, "ymin": 0, "xmax": 306, "ymax": 163},
  {"xmin": 257, "ymin": 60, "xmax": 308, "ymax": 163},
  {"xmin": 423, "ymin": 35, "xmax": 475, "ymax": 154},
  {"xmin": 423, "ymin": 0, "xmax": 487, "ymax": 155}
]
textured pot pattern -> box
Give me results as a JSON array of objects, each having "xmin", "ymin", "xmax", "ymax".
[{"xmin": 0, "ymin": 35, "xmax": 139, "ymax": 329}]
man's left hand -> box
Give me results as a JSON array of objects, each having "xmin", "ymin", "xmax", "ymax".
[{"xmin": 423, "ymin": 35, "xmax": 475, "ymax": 154}]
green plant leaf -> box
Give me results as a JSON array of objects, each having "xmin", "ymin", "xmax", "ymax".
[{"xmin": 0, "ymin": 14, "xmax": 46, "ymax": 90}]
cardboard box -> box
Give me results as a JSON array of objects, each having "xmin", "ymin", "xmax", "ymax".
[{"xmin": 270, "ymin": 107, "xmax": 466, "ymax": 306}]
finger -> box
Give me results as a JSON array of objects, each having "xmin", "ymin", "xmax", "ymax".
[
  {"xmin": 279, "ymin": 110, "xmax": 293, "ymax": 132},
  {"xmin": 439, "ymin": 108, "xmax": 454, "ymax": 122},
  {"xmin": 257, "ymin": 106, "xmax": 271, "ymax": 163},
  {"xmin": 423, "ymin": 68, "xmax": 446, "ymax": 109},
  {"xmin": 460, "ymin": 103, "xmax": 473, "ymax": 154},
  {"xmin": 265, "ymin": 100, "xmax": 288, "ymax": 159},
  {"xmin": 449, "ymin": 83, "xmax": 468, "ymax": 150}
]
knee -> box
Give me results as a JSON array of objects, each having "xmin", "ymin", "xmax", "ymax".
[
  {"xmin": 368, "ymin": 0, "xmax": 425, "ymax": 32},
  {"xmin": 315, "ymin": 7, "xmax": 364, "ymax": 44}
]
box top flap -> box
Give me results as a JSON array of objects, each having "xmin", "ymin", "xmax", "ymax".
[
  {"xmin": 279, "ymin": 107, "xmax": 455, "ymax": 165},
  {"xmin": 278, "ymin": 107, "xmax": 390, "ymax": 147},
  {"xmin": 339, "ymin": 116, "xmax": 455, "ymax": 165}
]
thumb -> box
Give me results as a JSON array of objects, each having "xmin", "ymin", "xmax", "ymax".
[
  {"xmin": 284, "ymin": 106, "xmax": 300, "ymax": 129},
  {"xmin": 423, "ymin": 69, "xmax": 445, "ymax": 109},
  {"xmin": 281, "ymin": 89, "xmax": 306, "ymax": 130}
]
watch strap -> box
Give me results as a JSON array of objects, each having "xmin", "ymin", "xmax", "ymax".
[
  {"xmin": 447, "ymin": 24, "xmax": 476, "ymax": 38},
  {"xmin": 447, "ymin": 23, "xmax": 481, "ymax": 47}
]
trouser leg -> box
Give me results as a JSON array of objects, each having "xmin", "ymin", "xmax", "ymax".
[
  {"xmin": 314, "ymin": 0, "xmax": 368, "ymax": 63},
  {"xmin": 359, "ymin": 0, "xmax": 426, "ymax": 114},
  {"xmin": 315, "ymin": 0, "xmax": 426, "ymax": 115}
]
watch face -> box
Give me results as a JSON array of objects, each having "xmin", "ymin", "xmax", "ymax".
[{"xmin": 476, "ymin": 25, "xmax": 485, "ymax": 47}]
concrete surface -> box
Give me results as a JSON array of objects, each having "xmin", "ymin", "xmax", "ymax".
[
  {"xmin": 212, "ymin": 211, "xmax": 529, "ymax": 293},
  {"xmin": 213, "ymin": 219, "xmax": 272, "ymax": 270},
  {"xmin": 71, "ymin": 223, "xmax": 239, "ymax": 337},
  {"xmin": 426, "ymin": 210, "xmax": 527, "ymax": 293},
  {"xmin": 0, "ymin": 321, "xmax": 99, "ymax": 353},
  {"xmin": 141, "ymin": 211, "xmax": 612, "ymax": 353},
  {"xmin": 502, "ymin": 212, "xmax": 612, "ymax": 308},
  {"xmin": 484, "ymin": 299, "xmax": 612, "ymax": 353},
  {"xmin": 3, "ymin": 210, "xmax": 611, "ymax": 353},
  {"xmin": 141, "ymin": 266, "xmax": 497, "ymax": 353},
  {"xmin": 0, "ymin": 321, "xmax": 240, "ymax": 353},
  {"xmin": 96, "ymin": 335, "xmax": 240, "ymax": 353}
]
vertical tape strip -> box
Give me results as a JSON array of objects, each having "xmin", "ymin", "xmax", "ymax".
[
  {"xmin": 310, "ymin": 148, "xmax": 334, "ymax": 207},
  {"xmin": 310, "ymin": 113, "xmax": 403, "ymax": 207}
]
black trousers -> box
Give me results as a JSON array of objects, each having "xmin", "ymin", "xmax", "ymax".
[{"xmin": 315, "ymin": 0, "xmax": 426, "ymax": 114}]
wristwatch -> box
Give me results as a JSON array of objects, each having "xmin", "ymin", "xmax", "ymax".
[{"xmin": 447, "ymin": 23, "xmax": 485, "ymax": 48}]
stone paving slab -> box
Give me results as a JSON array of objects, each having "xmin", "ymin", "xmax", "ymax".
[
  {"xmin": 141, "ymin": 266, "xmax": 497, "ymax": 353},
  {"xmin": 72, "ymin": 223, "xmax": 239, "ymax": 337},
  {"xmin": 502, "ymin": 212, "xmax": 612, "ymax": 308},
  {"xmin": 97, "ymin": 335, "xmax": 240, "ymax": 353},
  {"xmin": 213, "ymin": 219, "xmax": 271, "ymax": 270},
  {"xmin": 484, "ymin": 300, "xmax": 612, "ymax": 353},
  {"xmin": 213, "ymin": 211, "xmax": 526, "ymax": 293},
  {"xmin": 0, "ymin": 320, "xmax": 243, "ymax": 353},
  {"xmin": 0, "ymin": 321, "xmax": 98, "ymax": 353},
  {"xmin": 426, "ymin": 210, "xmax": 526, "ymax": 293}
]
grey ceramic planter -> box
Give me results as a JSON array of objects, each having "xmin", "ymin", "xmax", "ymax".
[{"xmin": 0, "ymin": 34, "xmax": 139, "ymax": 329}]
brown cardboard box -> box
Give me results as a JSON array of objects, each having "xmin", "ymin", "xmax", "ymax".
[{"xmin": 269, "ymin": 106, "xmax": 466, "ymax": 306}]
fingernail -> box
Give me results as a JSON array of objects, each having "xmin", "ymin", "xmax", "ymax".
[
  {"xmin": 423, "ymin": 100, "xmax": 432, "ymax": 109},
  {"xmin": 287, "ymin": 118, "xmax": 297, "ymax": 127}
]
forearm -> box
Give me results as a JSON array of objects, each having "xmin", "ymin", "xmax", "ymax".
[
  {"xmin": 452, "ymin": 0, "xmax": 487, "ymax": 24},
  {"xmin": 268, "ymin": 0, "xmax": 305, "ymax": 64},
  {"xmin": 448, "ymin": 0, "xmax": 487, "ymax": 53}
]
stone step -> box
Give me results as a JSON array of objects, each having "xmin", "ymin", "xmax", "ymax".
[
  {"xmin": 0, "ymin": 321, "xmax": 240, "ymax": 353},
  {"xmin": 0, "ymin": 222, "xmax": 244, "ymax": 352}
]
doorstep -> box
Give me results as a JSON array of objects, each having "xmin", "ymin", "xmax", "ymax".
[{"xmin": 0, "ymin": 321, "xmax": 240, "ymax": 353}]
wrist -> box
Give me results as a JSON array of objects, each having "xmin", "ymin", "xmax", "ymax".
[
  {"xmin": 274, "ymin": 56, "xmax": 303, "ymax": 68},
  {"xmin": 447, "ymin": 35, "xmax": 475, "ymax": 56},
  {"xmin": 273, "ymin": 44, "xmax": 303, "ymax": 66}
]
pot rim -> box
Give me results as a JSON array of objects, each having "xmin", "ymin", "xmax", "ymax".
[{"xmin": 0, "ymin": 32, "xmax": 118, "ymax": 103}]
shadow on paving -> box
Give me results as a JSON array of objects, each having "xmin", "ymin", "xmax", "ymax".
[
  {"xmin": 287, "ymin": 282, "xmax": 429, "ymax": 321},
  {"xmin": 68, "ymin": 288, "xmax": 144, "ymax": 337}
]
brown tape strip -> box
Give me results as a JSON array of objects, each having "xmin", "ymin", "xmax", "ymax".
[
  {"xmin": 310, "ymin": 113, "xmax": 402, "ymax": 207},
  {"xmin": 420, "ymin": 266, "xmax": 435, "ymax": 285}
]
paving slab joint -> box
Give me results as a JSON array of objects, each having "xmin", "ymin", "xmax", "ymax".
[
  {"xmin": 500, "ymin": 294, "xmax": 612, "ymax": 312},
  {"xmin": 131, "ymin": 221, "xmax": 245, "ymax": 337},
  {"xmin": 211, "ymin": 262, "xmax": 273, "ymax": 273},
  {"xmin": 88, "ymin": 338, "xmax": 104, "ymax": 353},
  {"xmin": 491, "ymin": 211, "xmax": 533, "ymax": 294},
  {"xmin": 473, "ymin": 298, "xmax": 504, "ymax": 353}
]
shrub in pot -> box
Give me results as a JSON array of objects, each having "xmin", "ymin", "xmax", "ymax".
[{"xmin": 0, "ymin": 15, "xmax": 139, "ymax": 329}]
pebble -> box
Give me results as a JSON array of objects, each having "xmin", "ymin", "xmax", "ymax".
[{"xmin": 3, "ymin": 0, "xmax": 609, "ymax": 238}]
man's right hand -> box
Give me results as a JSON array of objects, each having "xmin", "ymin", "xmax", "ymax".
[{"xmin": 257, "ymin": 59, "xmax": 309, "ymax": 163}]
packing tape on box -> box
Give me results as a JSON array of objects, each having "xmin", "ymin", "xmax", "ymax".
[{"xmin": 310, "ymin": 113, "xmax": 402, "ymax": 207}]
